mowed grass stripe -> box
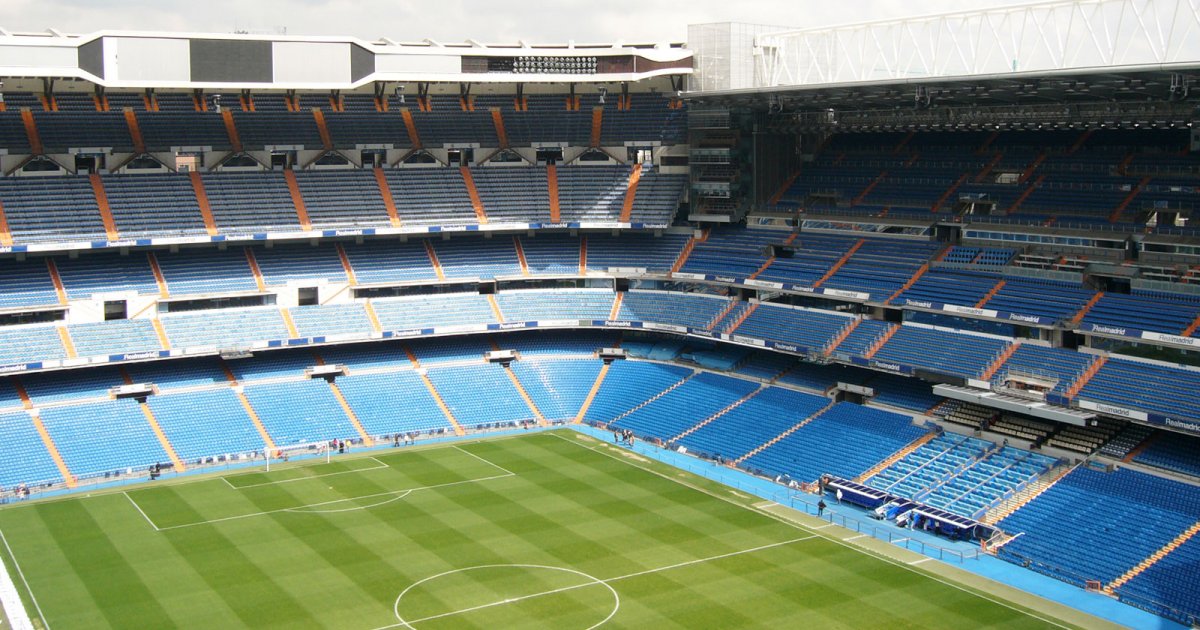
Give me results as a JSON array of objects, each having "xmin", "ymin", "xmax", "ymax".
[
  {"xmin": 0, "ymin": 432, "xmax": 1078, "ymax": 629},
  {"xmin": 34, "ymin": 500, "xmax": 176, "ymax": 628}
]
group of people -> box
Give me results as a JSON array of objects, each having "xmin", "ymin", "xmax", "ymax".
[
  {"xmin": 612, "ymin": 428, "xmax": 636, "ymax": 446},
  {"xmin": 391, "ymin": 432, "xmax": 423, "ymax": 447},
  {"xmin": 1, "ymin": 484, "xmax": 30, "ymax": 501}
]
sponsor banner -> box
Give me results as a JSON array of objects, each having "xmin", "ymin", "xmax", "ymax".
[
  {"xmin": 1148, "ymin": 413, "xmax": 1200, "ymax": 435},
  {"xmin": 849, "ymin": 356, "xmax": 870, "ymax": 367},
  {"xmin": 321, "ymin": 228, "xmax": 378, "ymax": 238},
  {"xmin": 1077, "ymin": 399, "xmax": 1149, "ymax": 421},
  {"xmin": 183, "ymin": 346, "xmax": 217, "ymax": 355},
  {"xmin": 671, "ymin": 272, "xmax": 708, "ymax": 281},
  {"xmin": 640, "ymin": 322, "xmax": 686, "ymax": 333},
  {"xmin": 116, "ymin": 351, "xmax": 169, "ymax": 362},
  {"xmin": 1085, "ymin": 323, "xmax": 1145, "ymax": 339},
  {"xmin": 767, "ymin": 341, "xmax": 807, "ymax": 355},
  {"xmin": 967, "ymin": 378, "xmax": 991, "ymax": 390},
  {"xmin": 1141, "ymin": 331, "xmax": 1200, "ymax": 348},
  {"xmin": 0, "ymin": 362, "xmax": 36, "ymax": 374},
  {"xmin": 384, "ymin": 328, "xmax": 434, "ymax": 338},
  {"xmin": 903, "ymin": 298, "xmax": 940, "ymax": 310},
  {"xmin": 685, "ymin": 326, "xmax": 715, "ymax": 337},
  {"xmin": 743, "ymin": 279, "xmax": 785, "ymax": 290},
  {"xmin": 27, "ymin": 241, "xmax": 92, "ymax": 253},
  {"xmin": 435, "ymin": 324, "xmax": 489, "ymax": 335},
  {"xmin": 535, "ymin": 320, "xmax": 580, "ymax": 328},
  {"xmin": 323, "ymin": 332, "xmax": 370, "ymax": 343},
  {"xmin": 1004, "ymin": 312, "xmax": 1047, "ymax": 326},
  {"xmin": 593, "ymin": 320, "xmax": 642, "ymax": 329},
  {"xmin": 943, "ymin": 304, "xmax": 999, "ymax": 319},
  {"xmin": 60, "ymin": 357, "xmax": 92, "ymax": 368},
  {"xmin": 869, "ymin": 359, "xmax": 910, "ymax": 374},
  {"xmin": 789, "ymin": 284, "xmax": 818, "ymax": 294},
  {"xmin": 93, "ymin": 239, "xmax": 150, "ymax": 249},
  {"xmin": 729, "ymin": 334, "xmax": 766, "ymax": 347},
  {"xmin": 711, "ymin": 276, "xmax": 738, "ymax": 284},
  {"xmin": 0, "ymin": 245, "xmax": 28, "ymax": 253},
  {"xmin": 490, "ymin": 321, "xmax": 535, "ymax": 331},
  {"xmin": 823, "ymin": 288, "xmax": 871, "ymax": 301},
  {"xmin": 286, "ymin": 338, "xmax": 312, "ymax": 346}
]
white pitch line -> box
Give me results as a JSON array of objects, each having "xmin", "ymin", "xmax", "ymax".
[
  {"xmin": 909, "ymin": 557, "xmax": 934, "ymax": 566},
  {"xmin": 452, "ymin": 444, "xmax": 517, "ymax": 476},
  {"xmin": 374, "ymin": 536, "xmax": 816, "ymax": 630},
  {"xmin": 153, "ymin": 472, "xmax": 514, "ymax": 531},
  {"xmin": 845, "ymin": 534, "xmax": 869, "ymax": 541},
  {"xmin": 283, "ymin": 490, "xmax": 413, "ymax": 515},
  {"xmin": 124, "ymin": 492, "xmax": 160, "ymax": 532},
  {"xmin": 551, "ymin": 432, "xmax": 1076, "ymax": 630},
  {"xmin": 0, "ymin": 530, "xmax": 50, "ymax": 630},
  {"xmin": 812, "ymin": 523, "xmax": 836, "ymax": 530},
  {"xmin": 222, "ymin": 457, "xmax": 390, "ymax": 489}
]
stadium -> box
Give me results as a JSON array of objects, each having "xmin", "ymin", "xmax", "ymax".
[{"xmin": 0, "ymin": 0, "xmax": 1197, "ymax": 627}]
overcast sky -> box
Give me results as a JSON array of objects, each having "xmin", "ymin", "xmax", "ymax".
[{"xmin": 0, "ymin": 0, "xmax": 1036, "ymax": 44}]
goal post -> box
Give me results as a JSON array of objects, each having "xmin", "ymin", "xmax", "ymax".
[{"xmin": 265, "ymin": 440, "xmax": 332, "ymax": 471}]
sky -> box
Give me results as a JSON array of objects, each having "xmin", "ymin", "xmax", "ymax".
[{"xmin": 0, "ymin": 0, "xmax": 1037, "ymax": 44}]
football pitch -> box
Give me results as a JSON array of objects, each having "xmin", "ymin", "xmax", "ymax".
[{"xmin": 0, "ymin": 430, "xmax": 1084, "ymax": 629}]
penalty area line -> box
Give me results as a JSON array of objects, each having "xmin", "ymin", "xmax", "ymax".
[
  {"xmin": 374, "ymin": 536, "xmax": 816, "ymax": 630},
  {"xmin": 222, "ymin": 456, "xmax": 391, "ymax": 489},
  {"xmin": 0, "ymin": 529, "xmax": 50, "ymax": 630}
]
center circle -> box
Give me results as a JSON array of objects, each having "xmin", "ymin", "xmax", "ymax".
[{"xmin": 393, "ymin": 564, "xmax": 619, "ymax": 629}]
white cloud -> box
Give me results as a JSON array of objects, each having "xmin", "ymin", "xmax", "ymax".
[{"xmin": 0, "ymin": 0, "xmax": 1036, "ymax": 43}]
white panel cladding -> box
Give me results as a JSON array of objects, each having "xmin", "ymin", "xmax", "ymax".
[
  {"xmin": 375, "ymin": 53, "xmax": 461, "ymax": 74},
  {"xmin": 273, "ymin": 41, "xmax": 350, "ymax": 84},
  {"xmin": 108, "ymin": 37, "xmax": 190, "ymax": 82}
]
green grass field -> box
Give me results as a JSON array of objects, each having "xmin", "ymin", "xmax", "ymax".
[{"xmin": 0, "ymin": 431, "xmax": 1077, "ymax": 629}]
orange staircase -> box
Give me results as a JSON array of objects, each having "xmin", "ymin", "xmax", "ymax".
[
  {"xmin": 747, "ymin": 257, "xmax": 775, "ymax": 280},
  {"xmin": 31, "ymin": 413, "xmax": 77, "ymax": 488},
  {"xmin": 486, "ymin": 294, "xmax": 505, "ymax": 323},
  {"xmin": 152, "ymin": 319, "xmax": 171, "ymax": 350},
  {"xmin": 335, "ymin": 243, "xmax": 358, "ymax": 286},
  {"xmin": 822, "ymin": 318, "xmax": 861, "ymax": 356},
  {"xmin": 312, "ymin": 108, "xmax": 334, "ymax": 150},
  {"xmin": 722, "ymin": 303, "xmax": 758, "ymax": 334},
  {"xmin": 505, "ymin": 366, "xmax": 547, "ymax": 425},
  {"xmin": 736, "ymin": 401, "xmax": 836, "ymax": 464},
  {"xmin": 124, "ymin": 108, "xmax": 147, "ymax": 155},
  {"xmin": 857, "ymin": 432, "xmax": 938, "ymax": 482},
  {"xmin": 589, "ymin": 107, "xmax": 603, "ymax": 147},
  {"xmin": 893, "ymin": 131, "xmax": 916, "ymax": 154},
  {"xmin": 575, "ymin": 363, "xmax": 611, "ymax": 423},
  {"xmin": 0, "ymin": 199, "xmax": 11, "ymax": 247},
  {"xmin": 1019, "ymin": 152, "xmax": 1047, "ymax": 183},
  {"xmin": 933, "ymin": 173, "xmax": 970, "ymax": 211},
  {"xmin": 282, "ymin": 170, "xmax": 313, "ymax": 230},
  {"xmin": 57, "ymin": 326, "xmax": 76, "ymax": 359},
  {"xmin": 363, "ymin": 301, "xmax": 383, "ymax": 334},
  {"xmin": 404, "ymin": 346, "xmax": 466, "ymax": 436},
  {"xmin": 188, "ymin": 171, "xmax": 220, "ymax": 236},
  {"xmin": 985, "ymin": 463, "xmax": 1075, "ymax": 525},
  {"xmin": 400, "ymin": 109, "xmax": 422, "ymax": 149},
  {"xmin": 20, "ymin": 108, "xmax": 43, "ymax": 155},
  {"xmin": 812, "ymin": 239, "xmax": 864, "ymax": 288},
  {"xmin": 89, "ymin": 174, "xmax": 120, "ymax": 241},
  {"xmin": 1108, "ymin": 176, "xmax": 1150, "ymax": 223},
  {"xmin": 140, "ymin": 402, "xmax": 187, "ymax": 472},
  {"xmin": 885, "ymin": 263, "xmax": 930, "ymax": 305},
  {"xmin": 243, "ymin": 247, "xmax": 267, "ymax": 292},
  {"xmin": 373, "ymin": 167, "xmax": 403, "ymax": 227},
  {"xmin": 1007, "ymin": 174, "xmax": 1044, "ymax": 214},
  {"xmin": 221, "ymin": 109, "xmax": 243, "ymax": 153},
  {"xmin": 975, "ymin": 152, "xmax": 1004, "ymax": 182},
  {"xmin": 1069, "ymin": 129, "xmax": 1095, "ymax": 153},
  {"xmin": 1122, "ymin": 432, "xmax": 1160, "ymax": 463},
  {"xmin": 425, "ymin": 240, "xmax": 446, "ymax": 280},
  {"xmin": 579, "ymin": 236, "xmax": 588, "ymax": 274},
  {"xmin": 863, "ymin": 323, "xmax": 900, "ymax": 359},
  {"xmin": 459, "ymin": 167, "xmax": 489, "ymax": 224},
  {"xmin": 546, "ymin": 165, "xmax": 561, "ymax": 223},
  {"xmin": 672, "ymin": 387, "xmax": 765, "ymax": 442},
  {"xmin": 706, "ymin": 300, "xmax": 740, "ymax": 331},
  {"xmin": 977, "ymin": 131, "xmax": 1000, "ymax": 154},
  {"xmin": 975, "ymin": 279, "xmax": 1007, "ymax": 308},
  {"xmin": 226, "ymin": 381, "xmax": 278, "ymax": 451},
  {"xmin": 513, "ymin": 236, "xmax": 531, "ymax": 276},
  {"xmin": 280, "ymin": 309, "xmax": 300, "ymax": 338},
  {"xmin": 1181, "ymin": 313, "xmax": 1200, "ymax": 337},
  {"xmin": 490, "ymin": 108, "xmax": 510, "ymax": 149},
  {"xmin": 326, "ymin": 381, "xmax": 375, "ymax": 446},
  {"xmin": 618, "ymin": 164, "xmax": 643, "ymax": 223},
  {"xmin": 1069, "ymin": 291, "xmax": 1105, "ymax": 326},
  {"xmin": 980, "ymin": 342, "xmax": 1019, "ymax": 381},
  {"xmin": 1116, "ymin": 152, "xmax": 1135, "ymax": 176},
  {"xmin": 768, "ymin": 171, "xmax": 801, "ymax": 206},
  {"xmin": 1106, "ymin": 520, "xmax": 1200, "ymax": 594},
  {"xmin": 146, "ymin": 251, "xmax": 170, "ymax": 298},
  {"xmin": 1064, "ymin": 355, "xmax": 1108, "ymax": 399},
  {"xmin": 44, "ymin": 258, "xmax": 68, "ymax": 305},
  {"xmin": 669, "ymin": 235, "xmax": 698, "ymax": 274},
  {"xmin": 608, "ymin": 291, "xmax": 624, "ymax": 320},
  {"xmin": 852, "ymin": 171, "xmax": 888, "ymax": 205}
]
